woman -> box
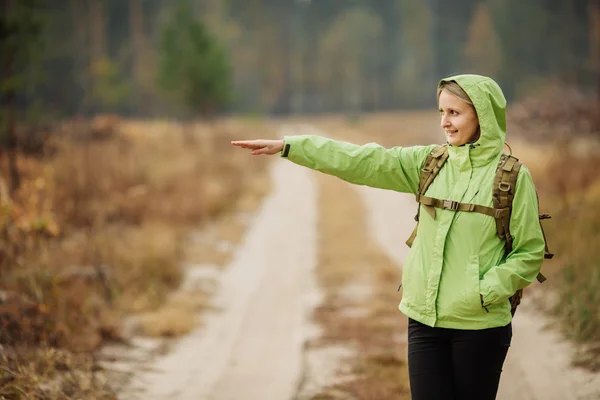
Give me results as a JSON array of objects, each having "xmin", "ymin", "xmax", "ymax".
[{"xmin": 231, "ymin": 74, "xmax": 545, "ymax": 400}]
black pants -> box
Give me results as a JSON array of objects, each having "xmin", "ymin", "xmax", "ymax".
[{"xmin": 407, "ymin": 318, "xmax": 512, "ymax": 400}]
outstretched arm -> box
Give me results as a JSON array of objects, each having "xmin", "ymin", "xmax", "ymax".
[{"xmin": 232, "ymin": 135, "xmax": 435, "ymax": 194}]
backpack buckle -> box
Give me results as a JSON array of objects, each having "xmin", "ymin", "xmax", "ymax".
[
  {"xmin": 442, "ymin": 200, "xmax": 459, "ymax": 211},
  {"xmin": 499, "ymin": 182, "xmax": 511, "ymax": 192}
]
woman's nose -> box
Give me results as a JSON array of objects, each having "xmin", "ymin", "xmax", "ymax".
[{"xmin": 441, "ymin": 115, "xmax": 450, "ymax": 128}]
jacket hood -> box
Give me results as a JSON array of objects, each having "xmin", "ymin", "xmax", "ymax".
[{"xmin": 439, "ymin": 74, "xmax": 506, "ymax": 166}]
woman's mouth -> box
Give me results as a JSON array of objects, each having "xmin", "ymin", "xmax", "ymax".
[{"xmin": 446, "ymin": 130, "xmax": 458, "ymax": 136}]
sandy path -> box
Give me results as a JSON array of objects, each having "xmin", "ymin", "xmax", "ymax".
[{"xmin": 122, "ymin": 126, "xmax": 319, "ymax": 400}]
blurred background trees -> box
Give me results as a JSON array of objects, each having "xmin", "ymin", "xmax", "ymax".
[
  {"xmin": 156, "ymin": 0, "xmax": 232, "ymax": 119},
  {"xmin": 0, "ymin": 0, "xmax": 597, "ymax": 121},
  {"xmin": 1, "ymin": 0, "xmax": 44, "ymax": 193}
]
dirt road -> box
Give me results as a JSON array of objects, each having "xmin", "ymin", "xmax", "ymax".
[
  {"xmin": 119, "ymin": 125, "xmax": 319, "ymax": 400},
  {"xmin": 118, "ymin": 123, "xmax": 599, "ymax": 400}
]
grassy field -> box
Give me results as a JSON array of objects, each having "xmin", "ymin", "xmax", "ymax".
[{"xmin": 0, "ymin": 116, "xmax": 275, "ymax": 398}]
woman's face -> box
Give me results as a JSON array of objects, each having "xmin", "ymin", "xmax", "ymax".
[{"xmin": 438, "ymin": 89, "xmax": 480, "ymax": 146}]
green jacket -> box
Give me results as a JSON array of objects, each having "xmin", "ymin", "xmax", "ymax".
[{"xmin": 281, "ymin": 74, "xmax": 545, "ymax": 329}]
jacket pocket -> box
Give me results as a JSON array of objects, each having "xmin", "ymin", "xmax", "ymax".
[{"xmin": 461, "ymin": 255, "xmax": 484, "ymax": 315}]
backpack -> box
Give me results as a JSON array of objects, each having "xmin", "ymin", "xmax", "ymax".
[{"xmin": 405, "ymin": 144, "xmax": 553, "ymax": 316}]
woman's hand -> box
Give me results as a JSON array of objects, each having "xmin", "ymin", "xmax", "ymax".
[{"xmin": 231, "ymin": 139, "xmax": 284, "ymax": 155}]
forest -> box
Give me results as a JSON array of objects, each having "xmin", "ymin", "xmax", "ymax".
[{"xmin": 2, "ymin": 0, "xmax": 598, "ymax": 121}]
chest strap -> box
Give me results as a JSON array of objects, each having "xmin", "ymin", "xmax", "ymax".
[{"xmin": 416, "ymin": 194, "xmax": 510, "ymax": 219}]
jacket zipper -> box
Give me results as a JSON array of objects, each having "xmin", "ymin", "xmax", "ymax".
[{"xmin": 480, "ymin": 294, "xmax": 489, "ymax": 312}]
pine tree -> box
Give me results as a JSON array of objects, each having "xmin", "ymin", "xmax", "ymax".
[
  {"xmin": 156, "ymin": 0, "xmax": 232, "ymax": 118},
  {"xmin": 0, "ymin": 0, "xmax": 44, "ymax": 193}
]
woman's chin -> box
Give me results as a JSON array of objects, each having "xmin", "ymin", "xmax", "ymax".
[{"xmin": 446, "ymin": 136, "xmax": 461, "ymax": 146}]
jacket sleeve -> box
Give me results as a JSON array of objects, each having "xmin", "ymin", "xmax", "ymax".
[
  {"xmin": 479, "ymin": 166, "xmax": 546, "ymax": 306},
  {"xmin": 281, "ymin": 135, "xmax": 435, "ymax": 194}
]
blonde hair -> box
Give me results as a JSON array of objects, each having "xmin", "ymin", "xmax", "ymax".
[{"xmin": 437, "ymin": 81, "xmax": 474, "ymax": 107}]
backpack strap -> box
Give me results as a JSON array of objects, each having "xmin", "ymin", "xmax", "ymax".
[
  {"xmin": 486, "ymin": 154, "xmax": 549, "ymax": 315},
  {"xmin": 494, "ymin": 155, "xmax": 525, "ymax": 315},
  {"xmin": 493, "ymin": 154, "xmax": 548, "ymax": 284},
  {"xmin": 493, "ymin": 154, "xmax": 521, "ymax": 252},
  {"xmin": 419, "ymin": 145, "xmax": 450, "ymax": 197},
  {"xmin": 406, "ymin": 145, "xmax": 449, "ymax": 247}
]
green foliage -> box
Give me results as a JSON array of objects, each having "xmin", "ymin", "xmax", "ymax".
[
  {"xmin": 90, "ymin": 57, "xmax": 130, "ymax": 111},
  {"xmin": 157, "ymin": 0, "xmax": 232, "ymax": 117},
  {"xmin": 319, "ymin": 6, "xmax": 383, "ymax": 111},
  {"xmin": 489, "ymin": 0, "xmax": 591, "ymax": 98},
  {"xmin": 0, "ymin": 0, "xmax": 45, "ymax": 141},
  {"xmin": 0, "ymin": 1, "xmax": 44, "ymax": 92},
  {"xmin": 393, "ymin": 0, "xmax": 433, "ymax": 106}
]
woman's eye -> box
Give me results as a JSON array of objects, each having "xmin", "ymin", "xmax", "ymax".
[{"xmin": 450, "ymin": 110, "xmax": 458, "ymax": 115}]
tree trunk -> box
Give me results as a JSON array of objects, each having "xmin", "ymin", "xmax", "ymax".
[
  {"xmin": 6, "ymin": 93, "xmax": 18, "ymax": 195},
  {"xmin": 70, "ymin": 0, "xmax": 89, "ymax": 114},
  {"xmin": 89, "ymin": 0, "xmax": 106, "ymax": 64},
  {"xmin": 591, "ymin": 0, "xmax": 600, "ymax": 99},
  {"xmin": 130, "ymin": 0, "xmax": 145, "ymax": 114},
  {"xmin": 0, "ymin": 0, "xmax": 20, "ymax": 194},
  {"xmin": 89, "ymin": 0, "xmax": 106, "ymax": 113}
]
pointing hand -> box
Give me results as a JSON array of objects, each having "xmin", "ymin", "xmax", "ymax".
[{"xmin": 231, "ymin": 139, "xmax": 284, "ymax": 156}]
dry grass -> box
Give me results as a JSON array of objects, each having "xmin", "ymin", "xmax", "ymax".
[
  {"xmin": 0, "ymin": 347, "xmax": 116, "ymax": 399},
  {"xmin": 0, "ymin": 116, "xmax": 275, "ymax": 397},
  {"xmin": 136, "ymin": 290, "xmax": 212, "ymax": 337},
  {"xmin": 507, "ymin": 93, "xmax": 600, "ymax": 371},
  {"xmin": 530, "ymin": 142, "xmax": 600, "ymax": 371},
  {"xmin": 98, "ymin": 224, "xmax": 183, "ymax": 313},
  {"xmin": 311, "ymin": 173, "xmax": 410, "ymax": 400}
]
